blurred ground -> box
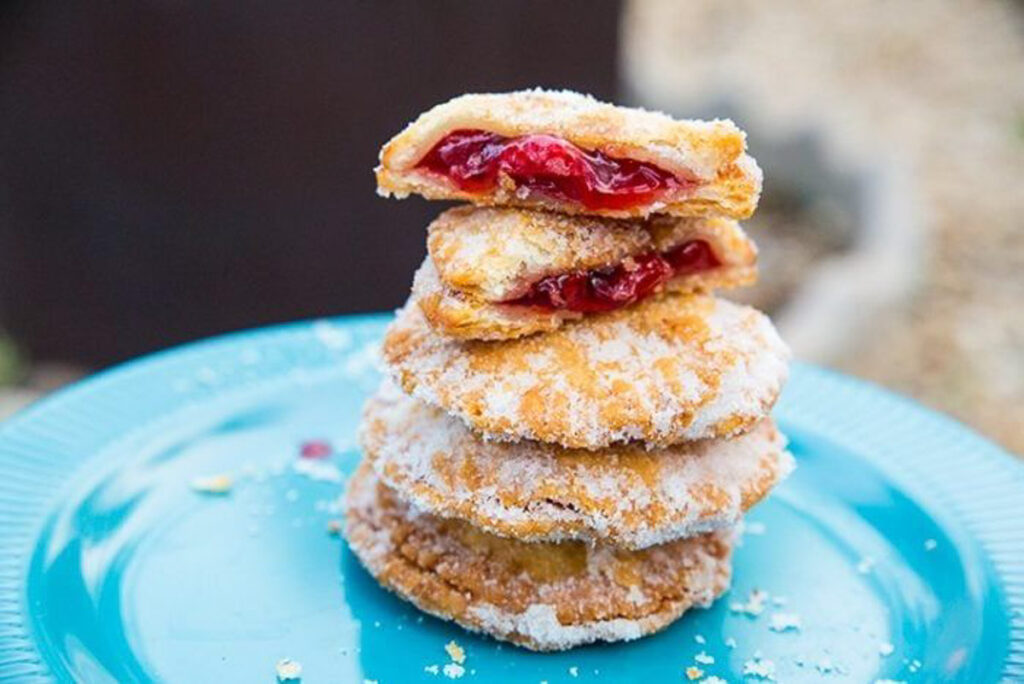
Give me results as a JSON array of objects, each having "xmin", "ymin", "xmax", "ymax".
[
  {"xmin": 623, "ymin": 0, "xmax": 1024, "ymax": 454},
  {"xmin": 2, "ymin": 1, "xmax": 1021, "ymax": 456}
]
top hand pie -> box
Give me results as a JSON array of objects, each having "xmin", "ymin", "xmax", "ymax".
[{"xmin": 376, "ymin": 90, "xmax": 761, "ymax": 219}]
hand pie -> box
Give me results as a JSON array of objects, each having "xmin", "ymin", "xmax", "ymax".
[
  {"xmin": 413, "ymin": 206, "xmax": 757, "ymax": 340},
  {"xmin": 345, "ymin": 463, "xmax": 733, "ymax": 651},
  {"xmin": 361, "ymin": 382, "xmax": 793, "ymax": 549},
  {"xmin": 376, "ymin": 89, "xmax": 761, "ymax": 219},
  {"xmin": 382, "ymin": 292, "xmax": 790, "ymax": 450}
]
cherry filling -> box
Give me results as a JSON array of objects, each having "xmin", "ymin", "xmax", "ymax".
[
  {"xmin": 507, "ymin": 240, "xmax": 720, "ymax": 313},
  {"xmin": 416, "ymin": 129, "xmax": 688, "ymax": 211}
]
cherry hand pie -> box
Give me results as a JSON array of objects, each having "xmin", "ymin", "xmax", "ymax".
[
  {"xmin": 376, "ymin": 90, "xmax": 761, "ymax": 219},
  {"xmin": 346, "ymin": 462, "xmax": 733, "ymax": 651},
  {"xmin": 361, "ymin": 381, "xmax": 793, "ymax": 549},
  {"xmin": 412, "ymin": 206, "xmax": 757, "ymax": 340},
  {"xmin": 382, "ymin": 293, "xmax": 789, "ymax": 450}
]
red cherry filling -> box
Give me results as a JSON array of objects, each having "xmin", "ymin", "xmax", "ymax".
[
  {"xmin": 416, "ymin": 130, "xmax": 689, "ymax": 211},
  {"xmin": 300, "ymin": 440, "xmax": 332, "ymax": 459},
  {"xmin": 507, "ymin": 240, "xmax": 720, "ymax": 313}
]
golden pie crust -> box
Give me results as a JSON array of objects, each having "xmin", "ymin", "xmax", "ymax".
[
  {"xmin": 382, "ymin": 293, "xmax": 790, "ymax": 449},
  {"xmin": 375, "ymin": 89, "xmax": 761, "ymax": 219},
  {"xmin": 361, "ymin": 382, "xmax": 793, "ymax": 548},
  {"xmin": 344, "ymin": 462, "xmax": 733, "ymax": 651},
  {"xmin": 414, "ymin": 206, "xmax": 757, "ymax": 340}
]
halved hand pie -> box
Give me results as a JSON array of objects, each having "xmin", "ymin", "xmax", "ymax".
[
  {"xmin": 361, "ymin": 382, "xmax": 793, "ymax": 549},
  {"xmin": 413, "ymin": 206, "xmax": 757, "ymax": 340},
  {"xmin": 382, "ymin": 292, "xmax": 790, "ymax": 450},
  {"xmin": 376, "ymin": 90, "xmax": 761, "ymax": 219}
]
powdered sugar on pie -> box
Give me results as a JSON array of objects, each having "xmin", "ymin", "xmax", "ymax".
[
  {"xmin": 361, "ymin": 382, "xmax": 793, "ymax": 548},
  {"xmin": 383, "ymin": 293, "xmax": 790, "ymax": 449}
]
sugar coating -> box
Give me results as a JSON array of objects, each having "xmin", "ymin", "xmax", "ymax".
[
  {"xmin": 378, "ymin": 89, "xmax": 745, "ymax": 180},
  {"xmin": 383, "ymin": 293, "xmax": 790, "ymax": 450},
  {"xmin": 343, "ymin": 463, "xmax": 733, "ymax": 652},
  {"xmin": 362, "ymin": 381, "xmax": 794, "ymax": 548}
]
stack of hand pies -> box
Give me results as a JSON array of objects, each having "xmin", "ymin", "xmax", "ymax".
[{"xmin": 345, "ymin": 90, "xmax": 794, "ymax": 651}]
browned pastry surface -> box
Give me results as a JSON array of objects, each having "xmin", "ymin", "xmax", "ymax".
[
  {"xmin": 383, "ymin": 293, "xmax": 789, "ymax": 449},
  {"xmin": 361, "ymin": 382, "xmax": 793, "ymax": 548},
  {"xmin": 344, "ymin": 462, "xmax": 733, "ymax": 651}
]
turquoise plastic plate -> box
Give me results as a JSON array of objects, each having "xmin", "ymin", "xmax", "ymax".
[{"xmin": 1, "ymin": 315, "xmax": 1022, "ymax": 683}]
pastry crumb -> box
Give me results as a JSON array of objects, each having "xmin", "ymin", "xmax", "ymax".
[
  {"xmin": 326, "ymin": 519, "xmax": 343, "ymax": 536},
  {"xmin": 275, "ymin": 658, "xmax": 302, "ymax": 681},
  {"xmin": 694, "ymin": 633, "xmax": 706, "ymax": 644},
  {"xmin": 568, "ymin": 666, "xmax": 579, "ymax": 677},
  {"xmin": 191, "ymin": 474, "xmax": 233, "ymax": 495},
  {"xmin": 923, "ymin": 538, "xmax": 937, "ymax": 551},
  {"xmin": 685, "ymin": 665, "xmax": 704, "ymax": 680},
  {"xmin": 445, "ymin": 640, "xmax": 466, "ymax": 664},
  {"xmin": 424, "ymin": 664, "xmax": 439, "ymax": 675},
  {"xmin": 694, "ymin": 650, "xmax": 714, "ymax": 665},
  {"xmin": 878, "ymin": 642, "xmax": 894, "ymax": 657}
]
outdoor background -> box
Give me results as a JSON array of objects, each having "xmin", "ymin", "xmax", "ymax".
[{"xmin": 1, "ymin": 0, "xmax": 1022, "ymax": 455}]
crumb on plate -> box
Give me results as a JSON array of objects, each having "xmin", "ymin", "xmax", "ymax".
[
  {"xmin": 191, "ymin": 474, "xmax": 233, "ymax": 495},
  {"xmin": 275, "ymin": 658, "xmax": 302, "ymax": 681}
]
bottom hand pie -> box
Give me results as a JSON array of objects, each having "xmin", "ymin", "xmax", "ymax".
[{"xmin": 345, "ymin": 463, "xmax": 733, "ymax": 651}]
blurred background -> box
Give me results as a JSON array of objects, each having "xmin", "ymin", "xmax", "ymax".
[{"xmin": 1, "ymin": 0, "xmax": 1021, "ymax": 454}]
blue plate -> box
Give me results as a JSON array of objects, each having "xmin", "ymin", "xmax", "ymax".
[{"xmin": 1, "ymin": 315, "xmax": 1022, "ymax": 683}]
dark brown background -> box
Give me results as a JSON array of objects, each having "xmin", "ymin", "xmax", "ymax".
[{"xmin": 0, "ymin": 1, "xmax": 620, "ymax": 366}]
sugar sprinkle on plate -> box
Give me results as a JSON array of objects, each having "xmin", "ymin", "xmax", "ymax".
[{"xmin": 768, "ymin": 612, "xmax": 802, "ymax": 632}]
